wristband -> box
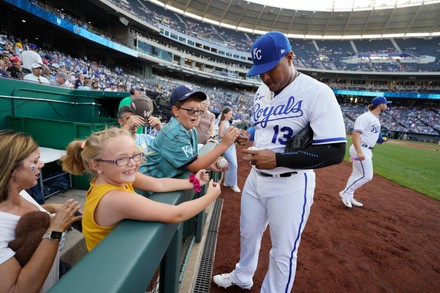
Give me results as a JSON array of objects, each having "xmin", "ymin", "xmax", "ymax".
[{"xmin": 189, "ymin": 174, "xmax": 201, "ymax": 192}]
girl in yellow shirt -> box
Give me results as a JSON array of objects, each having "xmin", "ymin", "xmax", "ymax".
[{"xmin": 61, "ymin": 127, "xmax": 220, "ymax": 251}]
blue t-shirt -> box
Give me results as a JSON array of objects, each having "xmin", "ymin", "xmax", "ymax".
[
  {"xmin": 139, "ymin": 117, "xmax": 198, "ymax": 179},
  {"xmin": 135, "ymin": 134, "xmax": 155, "ymax": 154}
]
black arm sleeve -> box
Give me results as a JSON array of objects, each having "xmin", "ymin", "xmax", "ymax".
[{"xmin": 275, "ymin": 142, "xmax": 346, "ymax": 169}]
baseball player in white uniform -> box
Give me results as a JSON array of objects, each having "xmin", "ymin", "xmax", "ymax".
[
  {"xmin": 339, "ymin": 96, "xmax": 391, "ymax": 208},
  {"xmin": 213, "ymin": 32, "xmax": 347, "ymax": 292}
]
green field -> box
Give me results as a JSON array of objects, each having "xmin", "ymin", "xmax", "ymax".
[{"xmin": 344, "ymin": 138, "xmax": 440, "ymax": 201}]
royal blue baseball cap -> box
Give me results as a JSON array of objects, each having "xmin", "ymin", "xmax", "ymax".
[
  {"xmin": 371, "ymin": 96, "xmax": 392, "ymax": 106},
  {"xmin": 170, "ymin": 85, "xmax": 207, "ymax": 106},
  {"xmin": 247, "ymin": 32, "xmax": 292, "ymax": 76}
]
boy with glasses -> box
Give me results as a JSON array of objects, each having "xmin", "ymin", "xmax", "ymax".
[{"xmin": 139, "ymin": 85, "xmax": 242, "ymax": 183}]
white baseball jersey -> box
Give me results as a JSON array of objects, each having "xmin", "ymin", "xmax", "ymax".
[
  {"xmin": 353, "ymin": 111, "xmax": 381, "ymax": 148},
  {"xmin": 340, "ymin": 110, "xmax": 380, "ymax": 199},
  {"xmin": 227, "ymin": 73, "xmax": 347, "ymax": 292},
  {"xmin": 252, "ymin": 73, "xmax": 346, "ymax": 174}
]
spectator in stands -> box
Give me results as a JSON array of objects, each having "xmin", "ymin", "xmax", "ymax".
[
  {"xmin": 77, "ymin": 76, "xmax": 92, "ymax": 90},
  {"xmin": 41, "ymin": 64, "xmax": 53, "ymax": 81},
  {"xmin": 20, "ymin": 43, "xmax": 43, "ymax": 71},
  {"xmin": 49, "ymin": 63, "xmax": 60, "ymax": 77},
  {"xmin": 117, "ymin": 106, "xmax": 162, "ymax": 153},
  {"xmin": 91, "ymin": 79, "xmax": 100, "ymax": 90},
  {"xmin": 7, "ymin": 56, "xmax": 30, "ymax": 80},
  {"xmin": 196, "ymin": 97, "xmax": 216, "ymax": 145},
  {"xmin": 24, "ymin": 63, "xmax": 50, "ymax": 84},
  {"xmin": 49, "ymin": 72, "xmax": 71, "ymax": 88},
  {"xmin": 61, "ymin": 127, "xmax": 221, "ymax": 251},
  {"xmin": 0, "ymin": 130, "xmax": 81, "ymax": 293},
  {"xmin": 217, "ymin": 107, "xmax": 240, "ymax": 193},
  {"xmin": 104, "ymin": 82, "xmax": 117, "ymax": 92},
  {"xmin": 14, "ymin": 42, "xmax": 23, "ymax": 56},
  {"xmin": 74, "ymin": 73, "xmax": 85, "ymax": 89},
  {"xmin": 59, "ymin": 63, "xmax": 68, "ymax": 74},
  {"xmin": 2, "ymin": 52, "xmax": 12, "ymax": 68},
  {"xmin": 139, "ymin": 85, "xmax": 241, "ymax": 183},
  {"xmin": 119, "ymin": 85, "xmax": 143, "ymax": 133},
  {"xmin": 0, "ymin": 59, "xmax": 9, "ymax": 78}
]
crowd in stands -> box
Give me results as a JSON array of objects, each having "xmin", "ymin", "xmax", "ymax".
[
  {"xmin": 0, "ymin": 33, "xmax": 254, "ymax": 123},
  {"xmin": 19, "ymin": 0, "xmax": 440, "ymax": 74},
  {"xmin": 1, "ymin": 30, "xmax": 439, "ymax": 138},
  {"xmin": 340, "ymin": 103, "xmax": 440, "ymax": 136},
  {"xmin": 106, "ymin": 1, "xmax": 440, "ymax": 72}
]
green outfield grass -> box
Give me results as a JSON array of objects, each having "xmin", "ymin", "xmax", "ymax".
[{"xmin": 344, "ymin": 138, "xmax": 440, "ymax": 201}]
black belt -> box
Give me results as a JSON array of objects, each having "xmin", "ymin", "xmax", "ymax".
[
  {"xmin": 256, "ymin": 171, "xmax": 298, "ymax": 178},
  {"xmin": 361, "ymin": 144, "xmax": 374, "ymax": 150}
]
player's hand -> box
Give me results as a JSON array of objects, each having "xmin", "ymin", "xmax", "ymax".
[
  {"xmin": 148, "ymin": 116, "xmax": 162, "ymax": 131},
  {"xmin": 207, "ymin": 179, "xmax": 221, "ymax": 197},
  {"xmin": 242, "ymin": 148, "xmax": 277, "ymax": 170},
  {"xmin": 195, "ymin": 169, "xmax": 210, "ymax": 186},
  {"xmin": 236, "ymin": 130, "xmax": 250, "ymax": 146},
  {"xmin": 356, "ymin": 152, "xmax": 365, "ymax": 161},
  {"xmin": 220, "ymin": 126, "xmax": 241, "ymax": 146}
]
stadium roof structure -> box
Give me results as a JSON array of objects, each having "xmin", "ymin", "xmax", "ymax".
[{"xmin": 148, "ymin": 0, "xmax": 440, "ymax": 39}]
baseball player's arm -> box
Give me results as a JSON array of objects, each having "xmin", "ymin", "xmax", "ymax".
[
  {"xmin": 352, "ymin": 131, "xmax": 365, "ymax": 160},
  {"xmin": 243, "ymin": 143, "xmax": 346, "ymax": 170}
]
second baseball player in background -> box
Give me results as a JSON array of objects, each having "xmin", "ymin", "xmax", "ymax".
[{"xmin": 213, "ymin": 32, "xmax": 347, "ymax": 292}]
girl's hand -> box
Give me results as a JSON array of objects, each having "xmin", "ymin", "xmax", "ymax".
[
  {"xmin": 207, "ymin": 179, "xmax": 221, "ymax": 197},
  {"xmin": 195, "ymin": 169, "xmax": 210, "ymax": 186}
]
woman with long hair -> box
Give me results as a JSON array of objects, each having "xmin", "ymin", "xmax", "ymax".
[
  {"xmin": 0, "ymin": 130, "xmax": 81, "ymax": 293},
  {"xmin": 218, "ymin": 108, "xmax": 240, "ymax": 192}
]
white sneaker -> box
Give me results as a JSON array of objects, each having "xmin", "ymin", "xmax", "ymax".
[
  {"xmin": 212, "ymin": 273, "xmax": 252, "ymax": 290},
  {"xmin": 351, "ymin": 198, "xmax": 363, "ymax": 207},
  {"xmin": 231, "ymin": 185, "xmax": 241, "ymax": 193},
  {"xmin": 224, "ymin": 184, "xmax": 241, "ymax": 193},
  {"xmin": 339, "ymin": 192, "xmax": 352, "ymax": 208}
]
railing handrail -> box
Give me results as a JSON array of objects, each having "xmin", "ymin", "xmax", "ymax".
[{"xmin": 48, "ymin": 142, "xmax": 218, "ymax": 293}]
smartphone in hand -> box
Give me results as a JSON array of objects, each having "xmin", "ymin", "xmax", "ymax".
[{"xmin": 71, "ymin": 211, "xmax": 83, "ymax": 233}]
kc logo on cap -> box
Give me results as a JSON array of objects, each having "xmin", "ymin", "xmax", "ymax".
[
  {"xmin": 253, "ymin": 48, "xmax": 262, "ymax": 60},
  {"xmin": 247, "ymin": 31, "xmax": 292, "ymax": 77}
]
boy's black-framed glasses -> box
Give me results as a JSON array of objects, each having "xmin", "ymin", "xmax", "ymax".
[{"xmin": 178, "ymin": 106, "xmax": 204, "ymax": 115}]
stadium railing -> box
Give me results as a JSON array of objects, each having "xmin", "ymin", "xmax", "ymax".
[{"xmin": 48, "ymin": 142, "xmax": 218, "ymax": 293}]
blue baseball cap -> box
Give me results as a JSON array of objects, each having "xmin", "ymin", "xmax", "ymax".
[
  {"xmin": 247, "ymin": 32, "xmax": 292, "ymax": 76},
  {"xmin": 371, "ymin": 96, "xmax": 392, "ymax": 106},
  {"xmin": 170, "ymin": 85, "xmax": 206, "ymax": 106}
]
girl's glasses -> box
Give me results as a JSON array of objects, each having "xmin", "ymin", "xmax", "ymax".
[{"xmin": 95, "ymin": 152, "xmax": 144, "ymax": 167}]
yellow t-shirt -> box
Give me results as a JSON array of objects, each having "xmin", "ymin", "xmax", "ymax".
[{"xmin": 83, "ymin": 180, "xmax": 135, "ymax": 251}]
